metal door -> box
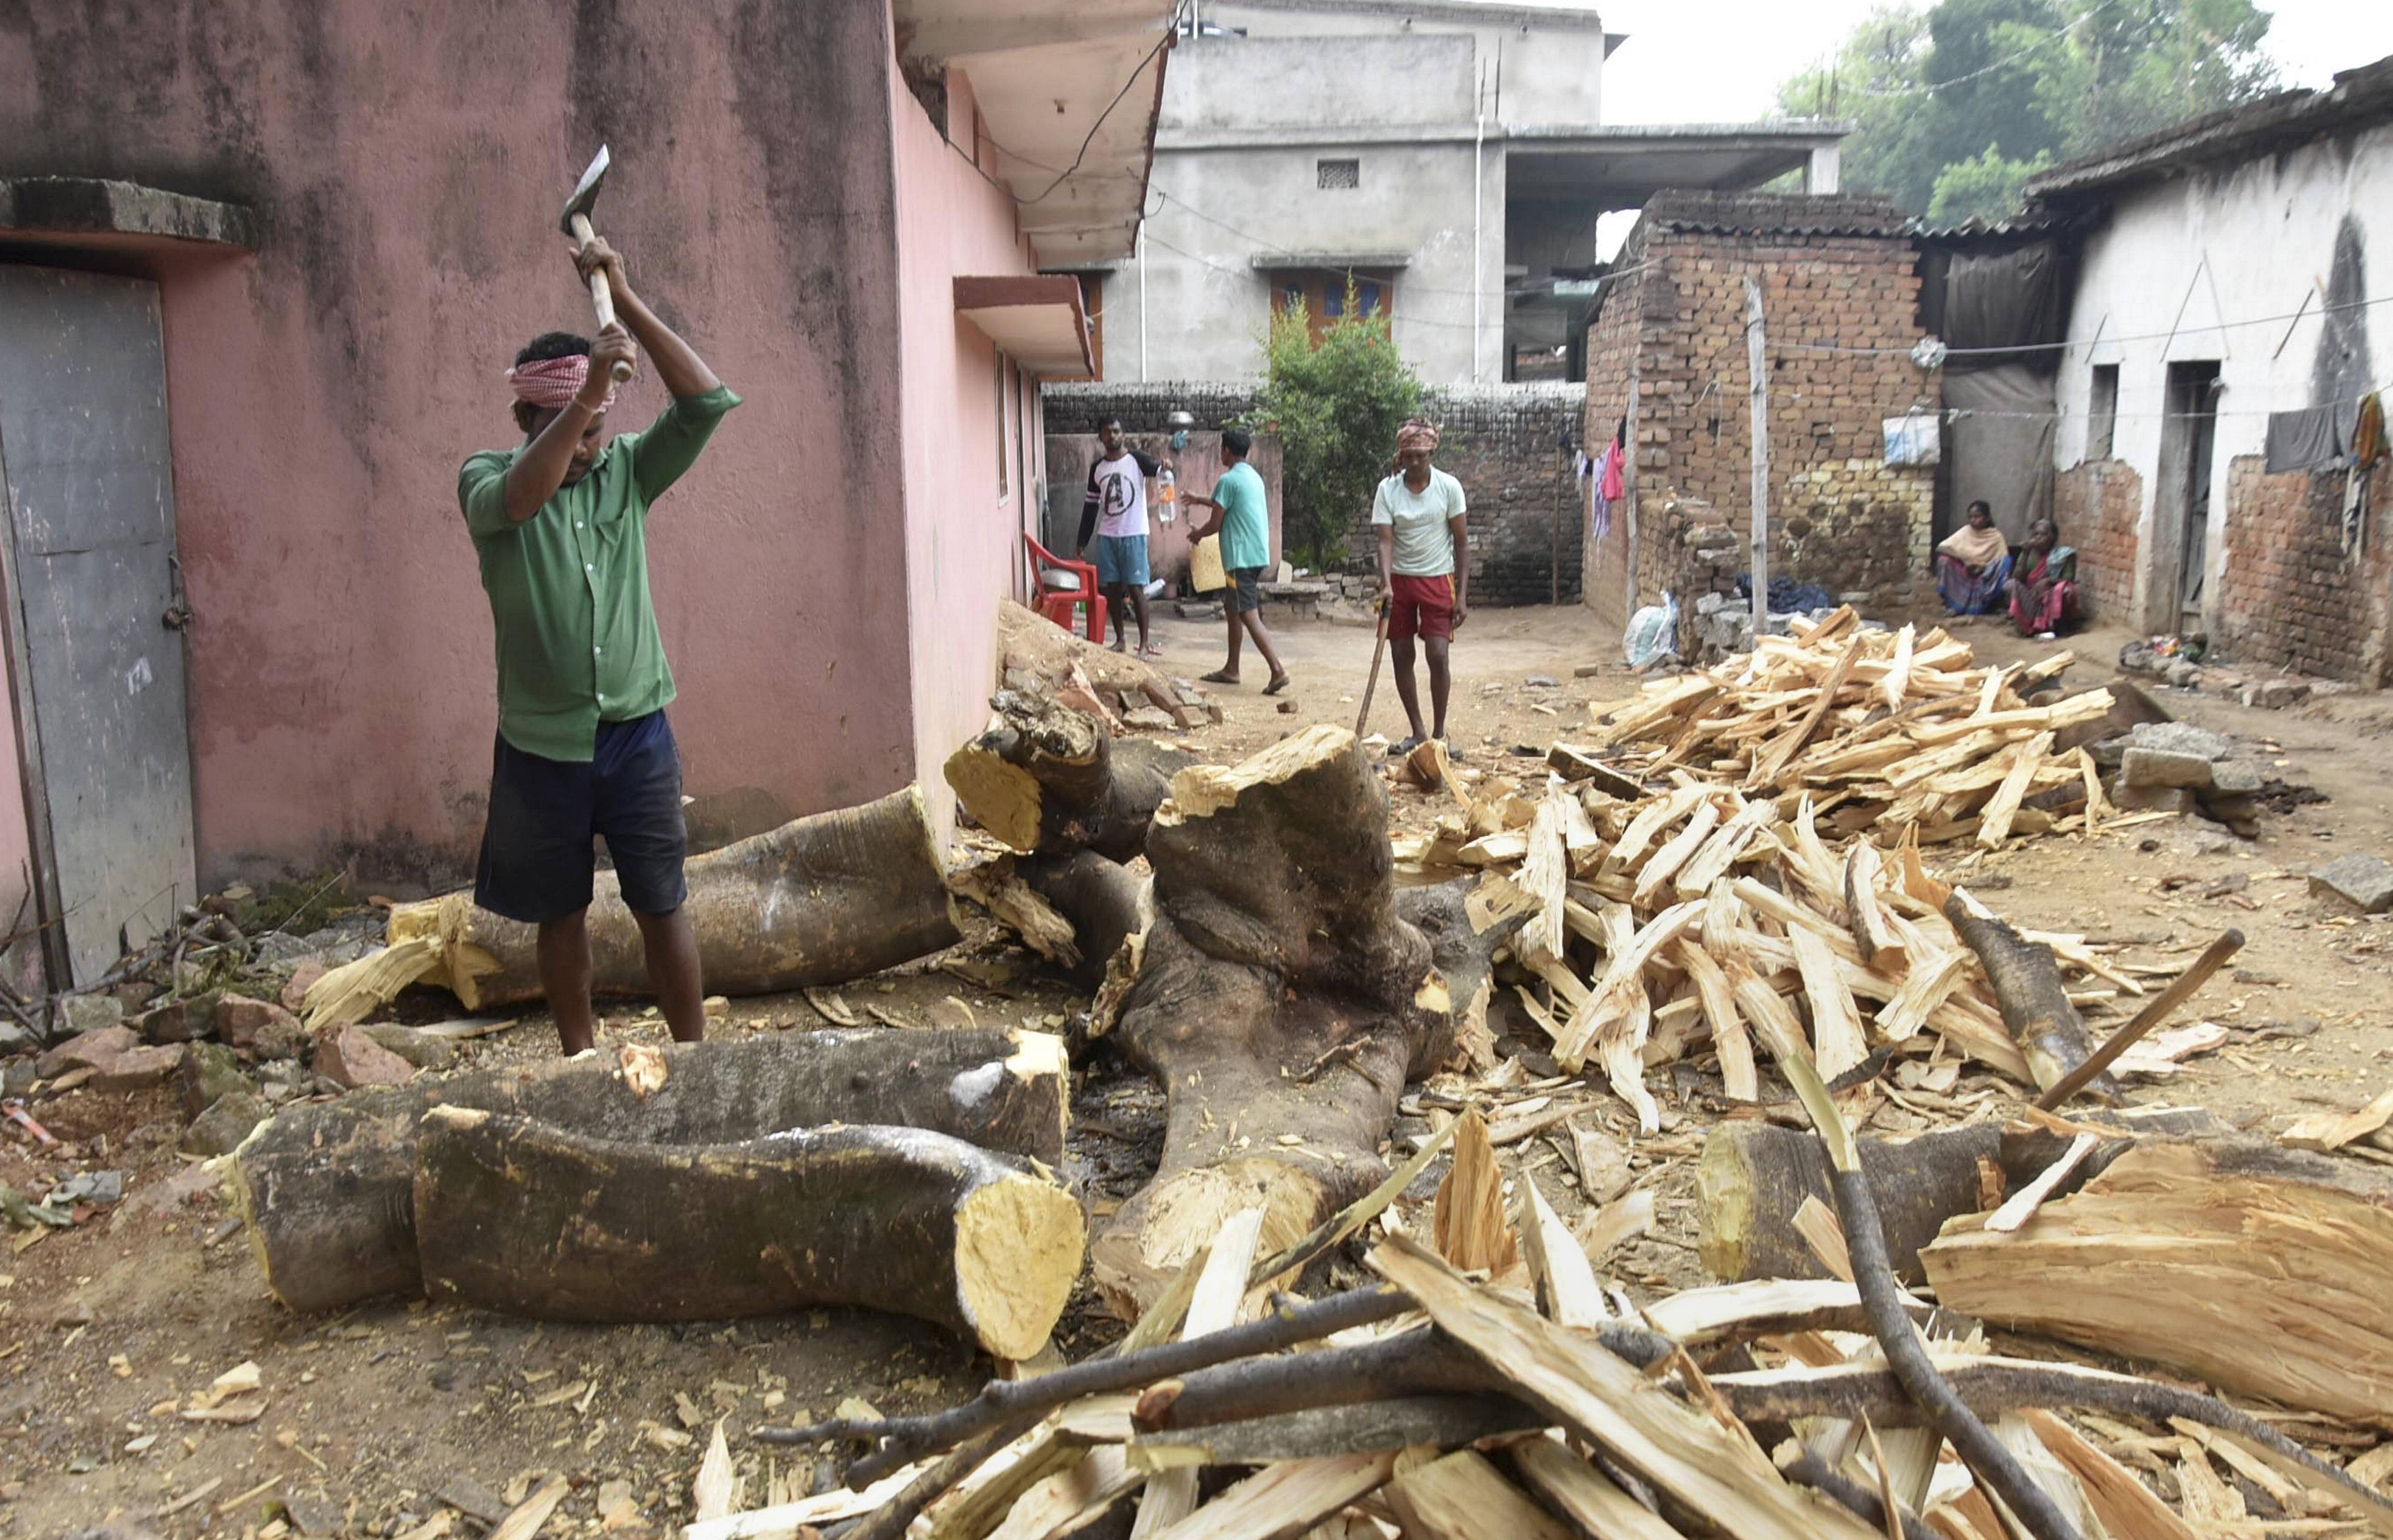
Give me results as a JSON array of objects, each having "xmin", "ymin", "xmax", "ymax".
[{"xmin": 0, "ymin": 266, "xmax": 196, "ymax": 986}]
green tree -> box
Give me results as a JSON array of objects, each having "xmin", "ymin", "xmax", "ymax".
[
  {"xmin": 1777, "ymin": 0, "xmax": 2276, "ymax": 218},
  {"xmin": 1927, "ymin": 142, "xmax": 2056, "ymax": 222},
  {"xmin": 1240, "ymin": 285, "xmax": 1422, "ymax": 566}
]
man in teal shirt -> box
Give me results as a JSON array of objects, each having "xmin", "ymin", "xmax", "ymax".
[
  {"xmin": 458, "ymin": 235, "xmax": 740, "ymax": 1055},
  {"xmin": 1186, "ymin": 429, "xmax": 1290, "ymax": 693}
]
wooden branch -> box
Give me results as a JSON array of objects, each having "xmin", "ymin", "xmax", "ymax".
[
  {"xmin": 1943, "ymin": 895, "xmax": 2115, "ymax": 1100},
  {"xmin": 2033, "ymin": 928, "xmax": 2242, "ymax": 1110},
  {"xmin": 1783, "ymin": 1051, "xmax": 2083, "ymax": 1540},
  {"xmin": 753, "ymin": 1285, "xmax": 1414, "ymax": 1462},
  {"xmin": 1777, "ymin": 1450, "xmax": 1940, "ymax": 1540},
  {"xmin": 1509, "ymin": 1437, "xmax": 1691, "ymax": 1540},
  {"xmin": 1131, "ymin": 1394, "xmax": 1539, "ymax": 1468}
]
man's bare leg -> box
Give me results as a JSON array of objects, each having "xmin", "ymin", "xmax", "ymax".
[
  {"xmin": 1244, "ymin": 611, "xmax": 1288, "ymax": 687},
  {"xmin": 1220, "ymin": 603, "xmax": 1244, "ymax": 678},
  {"xmin": 1426, "ymin": 637, "xmax": 1453, "ymax": 742},
  {"xmin": 1132, "ymin": 587, "xmax": 1158, "ymax": 655},
  {"xmin": 634, "ymin": 907, "xmax": 706, "ymax": 1042},
  {"xmin": 537, "ymin": 911, "xmax": 596, "ymax": 1055},
  {"xmin": 1390, "ymin": 635, "xmax": 1427, "ymax": 744},
  {"xmin": 1107, "ymin": 584, "xmax": 1130, "ymax": 650}
]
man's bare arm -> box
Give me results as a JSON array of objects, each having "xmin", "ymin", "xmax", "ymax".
[
  {"xmin": 1449, "ymin": 515, "xmax": 1470, "ymax": 623},
  {"xmin": 498, "ymin": 323, "xmax": 636, "ymax": 523},
  {"xmin": 578, "ymin": 239, "xmax": 721, "ymax": 400}
]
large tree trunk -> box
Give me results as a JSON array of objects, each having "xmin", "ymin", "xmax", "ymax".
[
  {"xmin": 944, "ymin": 690, "xmax": 1192, "ymax": 862},
  {"xmin": 223, "ymin": 1028, "xmax": 1067, "ymax": 1313},
  {"xmin": 413, "ymin": 1109, "xmax": 1082, "ymax": 1359},
  {"xmin": 1089, "ymin": 726, "xmax": 1510, "ymax": 1317},
  {"xmin": 361, "ymin": 786, "xmax": 961, "ymax": 1016},
  {"xmin": 1919, "ymin": 1135, "xmax": 2393, "ymax": 1428}
]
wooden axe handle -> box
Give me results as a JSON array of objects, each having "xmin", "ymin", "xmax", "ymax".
[{"xmin": 567, "ymin": 212, "xmax": 635, "ymax": 382}]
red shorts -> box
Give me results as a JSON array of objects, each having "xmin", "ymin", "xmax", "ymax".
[{"xmin": 1388, "ymin": 574, "xmax": 1454, "ymax": 641}]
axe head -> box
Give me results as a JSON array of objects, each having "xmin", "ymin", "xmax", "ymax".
[{"xmin": 559, "ymin": 144, "xmax": 611, "ymax": 235}]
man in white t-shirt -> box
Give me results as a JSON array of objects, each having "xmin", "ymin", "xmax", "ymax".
[
  {"xmin": 1076, "ymin": 414, "xmax": 1164, "ymax": 656},
  {"xmin": 1371, "ymin": 417, "xmax": 1468, "ymax": 752}
]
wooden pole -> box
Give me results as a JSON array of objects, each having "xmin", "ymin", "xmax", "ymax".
[
  {"xmin": 1744, "ymin": 276, "xmax": 1770, "ymax": 638},
  {"xmin": 2034, "ymin": 928, "xmax": 2244, "ymax": 1110}
]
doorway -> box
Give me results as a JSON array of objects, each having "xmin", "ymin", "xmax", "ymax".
[
  {"xmin": 2148, "ymin": 360, "xmax": 2221, "ymax": 635},
  {"xmin": 0, "ymin": 266, "xmax": 197, "ymax": 987}
]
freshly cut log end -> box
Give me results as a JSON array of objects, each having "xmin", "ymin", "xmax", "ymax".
[
  {"xmin": 414, "ymin": 1110, "xmax": 1083, "ymax": 1359},
  {"xmin": 223, "ymin": 1028, "xmax": 1069, "ymax": 1313},
  {"xmin": 944, "ymin": 691, "xmax": 1191, "ymax": 862},
  {"xmin": 1090, "ymin": 1158, "xmax": 1329, "ymax": 1316},
  {"xmin": 372, "ymin": 785, "xmax": 961, "ymax": 1014}
]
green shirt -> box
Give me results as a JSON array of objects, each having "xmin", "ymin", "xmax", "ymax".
[
  {"xmin": 1213, "ymin": 460, "xmax": 1272, "ymax": 573},
  {"xmin": 459, "ymin": 385, "xmax": 741, "ymax": 761}
]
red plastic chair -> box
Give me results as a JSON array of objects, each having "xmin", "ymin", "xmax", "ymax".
[{"xmin": 1024, "ymin": 532, "xmax": 1107, "ymax": 643}]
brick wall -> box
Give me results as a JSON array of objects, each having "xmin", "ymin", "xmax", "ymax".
[
  {"xmin": 2052, "ymin": 459, "xmax": 2141, "ymax": 621},
  {"xmin": 2216, "ymin": 456, "xmax": 2393, "ymax": 684},
  {"xmin": 1042, "ymin": 380, "xmax": 1587, "ymax": 606},
  {"xmin": 1581, "ymin": 192, "xmax": 1936, "ymax": 630}
]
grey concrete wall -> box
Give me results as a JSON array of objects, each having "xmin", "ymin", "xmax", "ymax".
[
  {"xmin": 1161, "ymin": 34, "xmax": 1474, "ymax": 131},
  {"xmin": 1206, "ymin": 3, "xmax": 1604, "ymax": 123},
  {"xmin": 1116, "ymin": 137, "xmax": 1498, "ymax": 383}
]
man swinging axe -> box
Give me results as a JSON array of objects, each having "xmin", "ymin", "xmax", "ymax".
[{"xmin": 458, "ymin": 147, "xmax": 741, "ymax": 1055}]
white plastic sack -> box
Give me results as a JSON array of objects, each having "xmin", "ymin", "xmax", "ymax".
[{"xmin": 1624, "ymin": 595, "xmax": 1679, "ymax": 668}]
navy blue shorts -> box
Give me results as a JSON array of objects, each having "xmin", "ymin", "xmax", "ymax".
[{"xmin": 474, "ymin": 711, "xmax": 688, "ymax": 924}]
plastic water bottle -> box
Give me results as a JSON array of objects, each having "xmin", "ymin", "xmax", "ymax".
[{"xmin": 1155, "ymin": 466, "xmax": 1177, "ymax": 523}]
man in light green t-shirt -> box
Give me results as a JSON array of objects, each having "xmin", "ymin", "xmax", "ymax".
[
  {"xmin": 1186, "ymin": 428, "xmax": 1289, "ymax": 692},
  {"xmin": 1371, "ymin": 418, "xmax": 1469, "ymax": 752}
]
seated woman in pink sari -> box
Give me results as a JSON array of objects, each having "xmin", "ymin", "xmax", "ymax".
[
  {"xmin": 2006, "ymin": 517, "xmax": 2080, "ymax": 639},
  {"xmin": 1934, "ymin": 499, "xmax": 2012, "ymax": 615}
]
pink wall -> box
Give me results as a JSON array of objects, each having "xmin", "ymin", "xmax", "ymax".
[
  {"xmin": 890, "ymin": 64, "xmax": 1051, "ymax": 835},
  {"xmin": 1, "ymin": 3, "xmax": 920, "ymax": 888}
]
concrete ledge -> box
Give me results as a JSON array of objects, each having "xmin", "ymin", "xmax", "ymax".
[{"xmin": 0, "ymin": 177, "xmax": 257, "ymax": 249}]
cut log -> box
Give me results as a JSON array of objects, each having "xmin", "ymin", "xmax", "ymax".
[
  {"xmin": 1919, "ymin": 1135, "xmax": 2393, "ymax": 1428},
  {"xmin": 1941, "ymin": 896, "xmax": 2115, "ymax": 1101},
  {"xmin": 1020, "ymin": 849, "xmax": 1151, "ymax": 995},
  {"xmin": 1698, "ymin": 1122, "xmax": 2006, "ymax": 1284},
  {"xmin": 1090, "ymin": 727, "xmax": 1511, "ymax": 1317},
  {"xmin": 945, "ymin": 690, "xmax": 1194, "ymax": 862},
  {"xmin": 411, "ymin": 1109, "xmax": 1080, "ymax": 1357},
  {"xmin": 341, "ymin": 787, "xmax": 962, "ymax": 1020},
  {"xmin": 222, "ymin": 1028, "xmax": 1067, "ymax": 1313},
  {"xmin": 1384, "ymin": 1449, "xmax": 1577, "ymax": 1540}
]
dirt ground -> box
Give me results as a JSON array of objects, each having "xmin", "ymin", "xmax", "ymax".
[{"xmin": 5, "ymin": 601, "xmax": 2391, "ymax": 1537}]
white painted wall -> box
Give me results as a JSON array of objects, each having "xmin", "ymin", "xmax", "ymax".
[
  {"xmin": 2051, "ymin": 120, "xmax": 2393, "ymax": 632},
  {"xmin": 1162, "ymin": 33, "xmax": 1475, "ymax": 130}
]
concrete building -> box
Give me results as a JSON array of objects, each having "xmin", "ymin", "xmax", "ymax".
[
  {"xmin": 1086, "ymin": 0, "xmax": 1844, "ymax": 385},
  {"xmin": 2028, "ymin": 56, "xmax": 2393, "ymax": 680},
  {"xmin": 0, "ymin": 0, "xmax": 1166, "ymax": 992}
]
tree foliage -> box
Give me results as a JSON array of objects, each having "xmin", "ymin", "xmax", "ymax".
[
  {"xmin": 1777, "ymin": 0, "xmax": 2278, "ymax": 219},
  {"xmin": 1241, "ymin": 286, "xmax": 1423, "ymax": 566}
]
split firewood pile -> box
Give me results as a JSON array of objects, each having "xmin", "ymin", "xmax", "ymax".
[
  {"xmin": 723, "ymin": 1091, "xmax": 2393, "ymax": 1540},
  {"xmin": 1375, "ymin": 608, "xmax": 2177, "ymax": 1132}
]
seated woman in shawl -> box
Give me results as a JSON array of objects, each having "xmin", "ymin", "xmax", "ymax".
[
  {"xmin": 1934, "ymin": 500, "xmax": 2012, "ymax": 615},
  {"xmin": 2006, "ymin": 516, "xmax": 2081, "ymax": 639}
]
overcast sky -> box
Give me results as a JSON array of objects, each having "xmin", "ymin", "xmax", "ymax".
[{"xmin": 1597, "ymin": 0, "xmax": 2393, "ymax": 125}]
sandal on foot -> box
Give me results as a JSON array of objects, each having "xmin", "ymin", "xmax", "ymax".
[
  {"xmin": 1138, "ymin": 643, "xmax": 1166, "ymax": 659},
  {"xmin": 1392, "ymin": 736, "xmax": 1424, "ymax": 756},
  {"xmin": 1199, "ymin": 668, "xmax": 1240, "ymax": 685},
  {"xmin": 1262, "ymin": 673, "xmax": 1291, "ymax": 695}
]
